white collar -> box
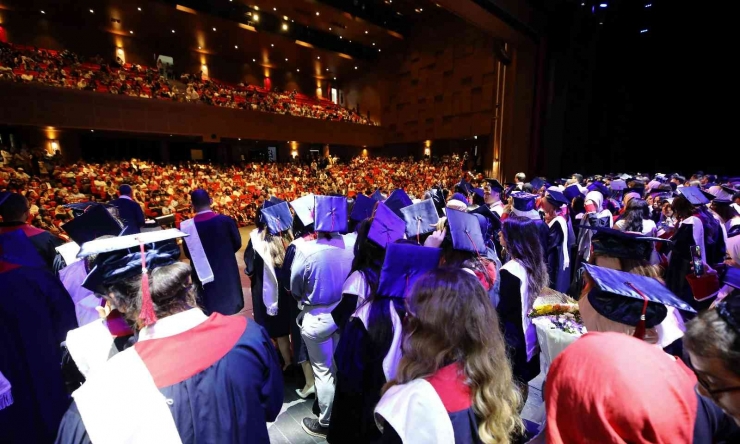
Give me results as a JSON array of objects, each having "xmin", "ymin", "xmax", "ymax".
[
  {"xmin": 119, "ymin": 195, "xmax": 133, "ymax": 201},
  {"xmin": 195, "ymin": 209, "xmax": 214, "ymax": 215},
  {"xmin": 138, "ymin": 308, "xmax": 208, "ymax": 342}
]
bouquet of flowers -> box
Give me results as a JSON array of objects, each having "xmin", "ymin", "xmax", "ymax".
[{"xmin": 528, "ymin": 290, "xmax": 586, "ymax": 335}]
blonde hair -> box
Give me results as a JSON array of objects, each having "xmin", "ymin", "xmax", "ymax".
[
  {"xmin": 385, "ymin": 268, "xmax": 523, "ymax": 443},
  {"xmin": 260, "ymin": 229, "xmax": 294, "ymax": 267}
]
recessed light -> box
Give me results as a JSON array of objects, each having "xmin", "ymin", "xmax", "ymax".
[
  {"xmin": 238, "ymin": 138, "xmax": 241, "ymax": 140},
  {"xmin": 326, "ymin": 68, "xmax": 329, "ymax": 71},
  {"xmin": 283, "ymin": 15, "xmax": 288, "ymax": 20},
  {"xmin": 329, "ymin": 27, "xmax": 332, "ymax": 31},
  {"xmin": 271, "ymin": 44, "xmax": 274, "ymax": 47},
  {"xmin": 333, "ymin": 77, "xmax": 336, "ymax": 80},
  {"xmin": 316, "ymin": 12, "xmax": 320, "ymax": 16},
  {"xmin": 253, "ymin": 14, "xmax": 259, "ymax": 22},
  {"xmin": 378, "ymin": 49, "xmax": 381, "ymax": 52},
  {"xmin": 372, "ymin": 43, "xmax": 375, "ymax": 46},
  {"xmin": 339, "ymin": 36, "xmax": 342, "ymax": 39},
  {"xmin": 235, "ymin": 45, "xmax": 238, "ymax": 49},
  {"xmin": 273, "ymin": 7, "xmax": 277, "ymax": 11},
  {"xmin": 282, "ymin": 23, "xmax": 288, "ymax": 30},
  {"xmin": 91, "ymin": 130, "xmax": 95, "ymax": 132},
  {"xmin": 137, "ymin": 7, "xmax": 142, "ymax": 11},
  {"xmin": 170, "ymin": 135, "xmax": 173, "ymax": 137},
  {"xmin": 297, "ymin": 69, "xmax": 300, "ymax": 72},
  {"xmin": 172, "ymin": 30, "xmax": 175, "ymax": 33},
  {"xmin": 365, "ymin": 31, "xmax": 368, "ymax": 34},
  {"xmin": 285, "ymin": 58, "xmax": 288, "ymax": 61},
  {"xmin": 89, "ymin": 9, "xmax": 94, "ymax": 14},
  {"xmin": 198, "ymin": 46, "xmax": 202, "ymax": 49},
  {"xmin": 254, "ymin": 6, "xmax": 259, "ymax": 11},
  {"xmin": 41, "ymin": 10, "xmax": 45, "ymax": 14},
  {"xmin": 130, "ymin": 30, "xmax": 134, "ymax": 34},
  {"xmin": 212, "ymin": 27, "xmax": 216, "ymax": 31},
  {"xmin": 354, "ymin": 66, "xmax": 358, "ymax": 69},
  {"xmin": 317, "ymin": 56, "xmax": 320, "ymax": 59},
  {"xmin": 252, "ymin": 58, "xmax": 256, "ymax": 62}
]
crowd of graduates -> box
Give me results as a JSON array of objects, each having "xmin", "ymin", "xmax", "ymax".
[{"xmin": 2, "ymin": 155, "xmax": 740, "ymax": 443}]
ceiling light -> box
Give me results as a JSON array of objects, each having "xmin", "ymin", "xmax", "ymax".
[
  {"xmin": 326, "ymin": 68, "xmax": 329, "ymax": 71},
  {"xmin": 317, "ymin": 56, "xmax": 321, "ymax": 59},
  {"xmin": 282, "ymin": 23, "xmax": 288, "ymax": 30},
  {"xmin": 372, "ymin": 43, "xmax": 375, "ymax": 46},
  {"xmin": 137, "ymin": 7, "xmax": 142, "ymax": 12},
  {"xmin": 252, "ymin": 58, "xmax": 256, "ymax": 62},
  {"xmin": 198, "ymin": 46, "xmax": 202, "ymax": 49},
  {"xmin": 129, "ymin": 30, "xmax": 134, "ymax": 34},
  {"xmin": 172, "ymin": 30, "xmax": 175, "ymax": 33},
  {"xmin": 283, "ymin": 15, "xmax": 288, "ymax": 20},
  {"xmin": 254, "ymin": 6, "xmax": 259, "ymax": 11},
  {"xmin": 41, "ymin": 10, "xmax": 46, "ymax": 14},
  {"xmin": 89, "ymin": 9, "xmax": 94, "ymax": 14},
  {"xmin": 640, "ymin": 28, "xmax": 649, "ymax": 33},
  {"xmin": 599, "ymin": 3, "xmax": 607, "ymax": 7},
  {"xmin": 271, "ymin": 44, "xmax": 274, "ymax": 47},
  {"xmin": 645, "ymin": 3, "xmax": 652, "ymax": 7},
  {"xmin": 316, "ymin": 12, "xmax": 320, "ymax": 16},
  {"xmin": 339, "ymin": 36, "xmax": 343, "ymax": 39},
  {"xmin": 420, "ymin": 8, "xmax": 423, "ymax": 11},
  {"xmin": 333, "ymin": 77, "xmax": 336, "ymax": 80},
  {"xmin": 329, "ymin": 27, "xmax": 332, "ymax": 31},
  {"xmin": 297, "ymin": 69, "xmax": 300, "ymax": 72},
  {"xmin": 238, "ymin": 138, "xmax": 241, "ymax": 140},
  {"xmin": 90, "ymin": 130, "xmax": 94, "ymax": 132},
  {"xmin": 378, "ymin": 49, "xmax": 381, "ymax": 52},
  {"xmin": 273, "ymin": 7, "xmax": 277, "ymax": 11},
  {"xmin": 212, "ymin": 27, "xmax": 216, "ymax": 31},
  {"xmin": 285, "ymin": 58, "xmax": 288, "ymax": 61},
  {"xmin": 235, "ymin": 45, "xmax": 238, "ymax": 49},
  {"xmin": 365, "ymin": 31, "xmax": 368, "ymax": 34},
  {"xmin": 253, "ymin": 14, "xmax": 259, "ymax": 21}
]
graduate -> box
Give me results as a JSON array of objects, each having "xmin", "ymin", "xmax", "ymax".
[
  {"xmin": 507, "ymin": 192, "xmax": 549, "ymax": 261},
  {"xmin": 542, "ymin": 189, "xmax": 572, "ymax": 293},
  {"xmin": 484, "ymin": 179, "xmax": 506, "ymax": 216},
  {"xmin": 375, "ymin": 268, "xmax": 524, "ymax": 443},
  {"xmin": 0, "ymin": 230, "xmax": 78, "ymax": 444},
  {"xmin": 181, "ymin": 189, "xmax": 244, "ymax": 315},
  {"xmin": 245, "ymin": 200, "xmax": 295, "ymax": 370},
  {"xmin": 55, "ymin": 230, "xmax": 283, "ymax": 443},
  {"xmin": 291, "ymin": 195, "xmax": 357, "ymax": 438},
  {"xmin": 329, "ymin": 242, "xmax": 441, "ymax": 443}
]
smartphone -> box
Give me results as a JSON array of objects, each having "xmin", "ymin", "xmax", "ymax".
[{"xmin": 691, "ymin": 245, "xmax": 703, "ymax": 277}]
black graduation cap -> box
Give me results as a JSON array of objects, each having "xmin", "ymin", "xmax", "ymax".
[
  {"xmin": 579, "ymin": 225, "xmax": 671, "ymax": 260},
  {"xmin": 79, "ymin": 229, "xmax": 187, "ymax": 295},
  {"xmin": 447, "ymin": 208, "xmax": 486, "ymax": 254},
  {"xmin": 469, "ymin": 204, "xmax": 501, "ymax": 232},
  {"xmin": 376, "ymin": 243, "xmax": 441, "ymax": 298},
  {"xmin": 678, "ymin": 186, "xmax": 711, "ymax": 206},
  {"xmin": 61, "ymin": 204, "xmax": 124, "ymax": 245},
  {"xmin": 371, "ymin": 189, "xmax": 385, "ymax": 201},
  {"xmin": 530, "ymin": 177, "xmax": 547, "ymax": 192},
  {"xmin": 368, "ymin": 203, "xmax": 406, "ymax": 248},
  {"xmin": 0, "ymin": 229, "xmax": 46, "ymax": 269},
  {"xmin": 512, "ymin": 193, "xmax": 537, "ymax": 212},
  {"xmin": 400, "ymin": 199, "xmax": 440, "ymax": 240},
  {"xmin": 314, "ymin": 195, "xmax": 348, "ymax": 233},
  {"xmin": 261, "ymin": 201, "xmax": 293, "ymax": 235},
  {"xmin": 583, "ymin": 264, "xmax": 696, "ymax": 336},
  {"xmin": 485, "ymin": 179, "xmax": 504, "ymax": 193},
  {"xmin": 350, "ymin": 193, "xmax": 376, "ymax": 222},
  {"xmin": 384, "ymin": 189, "xmax": 413, "ymax": 218},
  {"xmin": 545, "ymin": 189, "xmax": 569, "ymax": 207},
  {"xmin": 290, "ymin": 194, "xmax": 315, "ymax": 227}
]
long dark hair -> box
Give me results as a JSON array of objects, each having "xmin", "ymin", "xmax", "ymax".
[
  {"xmin": 501, "ymin": 216, "xmax": 549, "ymax": 307},
  {"xmin": 621, "ymin": 198, "xmax": 649, "ymax": 232},
  {"xmin": 671, "ymin": 195, "xmax": 694, "ymax": 221}
]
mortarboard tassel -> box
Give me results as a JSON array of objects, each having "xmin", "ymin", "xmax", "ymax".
[
  {"xmin": 416, "ymin": 217, "xmax": 422, "ymax": 245},
  {"xmin": 626, "ymin": 281, "xmax": 649, "ymax": 340},
  {"xmin": 464, "ymin": 229, "xmax": 481, "ymax": 258},
  {"xmin": 137, "ymin": 239, "xmax": 157, "ymax": 326}
]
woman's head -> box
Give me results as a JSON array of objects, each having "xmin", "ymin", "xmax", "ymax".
[
  {"xmin": 545, "ymin": 332, "xmax": 698, "ymax": 443},
  {"xmin": 684, "ymin": 295, "xmax": 740, "ymax": 425},
  {"xmin": 500, "ymin": 216, "xmax": 549, "ymax": 304},
  {"xmin": 350, "ymin": 218, "xmax": 386, "ymax": 293},
  {"xmin": 392, "ymin": 268, "xmax": 523, "ymax": 443},
  {"xmin": 104, "ymin": 262, "xmax": 197, "ymax": 325},
  {"xmin": 671, "ymin": 194, "xmax": 695, "ymax": 220},
  {"xmin": 621, "ymin": 198, "xmax": 649, "ymax": 232}
]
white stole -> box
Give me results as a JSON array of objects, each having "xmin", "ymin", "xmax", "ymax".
[
  {"xmin": 249, "ymin": 229, "xmax": 279, "ymax": 315},
  {"xmin": 548, "ymin": 216, "xmax": 570, "ymax": 271},
  {"xmin": 180, "ymin": 217, "xmax": 214, "ymax": 285},
  {"xmin": 73, "ymin": 347, "xmax": 182, "ymax": 444},
  {"xmin": 375, "ymin": 379, "xmax": 454, "ymax": 444},
  {"xmin": 502, "ymin": 260, "xmax": 538, "ymax": 361},
  {"xmin": 65, "ymin": 319, "xmax": 115, "ymax": 378}
]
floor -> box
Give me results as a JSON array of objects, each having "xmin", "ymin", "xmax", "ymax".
[{"xmin": 231, "ymin": 226, "xmax": 542, "ymax": 443}]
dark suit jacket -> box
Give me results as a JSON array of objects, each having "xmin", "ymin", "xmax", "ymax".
[{"xmin": 110, "ymin": 197, "xmax": 145, "ymax": 234}]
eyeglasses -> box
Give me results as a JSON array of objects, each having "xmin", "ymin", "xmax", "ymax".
[{"xmin": 693, "ymin": 373, "xmax": 740, "ymax": 401}]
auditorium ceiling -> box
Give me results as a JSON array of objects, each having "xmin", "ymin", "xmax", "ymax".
[{"xmin": 0, "ymin": 0, "xmax": 448, "ymax": 82}]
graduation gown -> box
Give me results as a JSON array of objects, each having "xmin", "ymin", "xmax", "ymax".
[
  {"xmin": 547, "ymin": 216, "xmax": 571, "ymax": 293},
  {"xmin": 497, "ymin": 260, "xmax": 539, "ymax": 383},
  {"xmin": 0, "ymin": 264, "xmax": 78, "ymax": 444},
  {"xmin": 55, "ymin": 311, "xmax": 283, "ymax": 444},
  {"xmin": 244, "ymin": 230, "xmax": 293, "ymax": 338},
  {"xmin": 375, "ymin": 363, "xmax": 482, "ymax": 444},
  {"xmin": 0, "ymin": 222, "xmax": 64, "ymax": 271},
  {"xmin": 182, "ymin": 211, "xmax": 244, "ymax": 315},
  {"xmin": 328, "ymin": 298, "xmax": 404, "ymax": 444},
  {"xmin": 665, "ymin": 216, "xmax": 706, "ymax": 308}
]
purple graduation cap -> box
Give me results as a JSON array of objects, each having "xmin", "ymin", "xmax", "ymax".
[
  {"xmin": 350, "ymin": 193, "xmax": 377, "ymax": 222},
  {"xmin": 512, "ymin": 193, "xmax": 538, "ymax": 212},
  {"xmin": 530, "ymin": 177, "xmax": 547, "ymax": 192},
  {"xmin": 384, "ymin": 189, "xmax": 413, "ymax": 218},
  {"xmin": 583, "ymin": 263, "xmax": 695, "ymax": 339},
  {"xmin": 588, "ymin": 181, "xmax": 610, "ymax": 199},
  {"xmin": 368, "ymin": 203, "xmax": 406, "ymax": 248},
  {"xmin": 371, "ymin": 189, "xmax": 385, "ymax": 201},
  {"xmin": 290, "ymin": 194, "xmax": 315, "ymax": 226},
  {"xmin": 678, "ymin": 186, "xmax": 711, "ymax": 206},
  {"xmin": 450, "ymin": 192, "xmax": 469, "ymax": 204},
  {"xmin": 261, "ymin": 201, "xmax": 293, "ymax": 235},
  {"xmin": 62, "ymin": 204, "xmax": 124, "ymax": 245},
  {"xmin": 400, "ymin": 199, "xmax": 440, "ymax": 242},
  {"xmin": 377, "ymin": 243, "xmax": 442, "ymax": 298},
  {"xmin": 545, "ymin": 189, "xmax": 569, "ymax": 208},
  {"xmin": 469, "ymin": 204, "xmax": 501, "ymax": 232},
  {"xmin": 0, "ymin": 229, "xmax": 46, "ymax": 269},
  {"xmin": 269, "ymin": 196, "xmax": 285, "ymax": 205},
  {"xmin": 563, "ymin": 184, "xmax": 584, "ymax": 202},
  {"xmin": 314, "ymin": 195, "xmax": 348, "ymax": 233},
  {"xmin": 447, "ymin": 208, "xmax": 486, "ymax": 255},
  {"xmin": 485, "ymin": 179, "xmax": 504, "ymax": 193}
]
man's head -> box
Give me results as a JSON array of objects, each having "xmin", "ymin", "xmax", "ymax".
[
  {"xmin": 572, "ymin": 174, "xmax": 584, "ymax": 184},
  {"xmin": 0, "ymin": 192, "xmax": 30, "ymax": 223},
  {"xmin": 191, "ymin": 189, "xmax": 212, "ymax": 211},
  {"xmin": 515, "ymin": 172, "xmax": 526, "ymax": 184},
  {"xmin": 119, "ymin": 184, "xmax": 133, "ymax": 196}
]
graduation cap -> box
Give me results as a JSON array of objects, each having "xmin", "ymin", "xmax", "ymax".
[
  {"xmin": 350, "ymin": 193, "xmax": 376, "ymax": 222},
  {"xmin": 400, "ymin": 199, "xmax": 440, "ymax": 242},
  {"xmin": 268, "ymin": 196, "xmax": 285, "ymax": 205},
  {"xmin": 545, "ymin": 189, "xmax": 569, "ymax": 207},
  {"xmin": 0, "ymin": 229, "xmax": 46, "ymax": 270},
  {"xmin": 429, "ymin": 187, "xmax": 446, "ymax": 217},
  {"xmin": 314, "ymin": 195, "xmax": 348, "ymax": 233},
  {"xmin": 583, "ymin": 264, "xmax": 696, "ymax": 339},
  {"xmin": 469, "ymin": 204, "xmax": 501, "ymax": 237},
  {"xmin": 64, "ymin": 201, "xmax": 102, "ymax": 218},
  {"xmin": 627, "ymin": 181, "xmax": 646, "ymax": 195},
  {"xmin": 587, "ymin": 182, "xmax": 610, "ymax": 199},
  {"xmin": 563, "ymin": 184, "xmax": 584, "ymax": 202},
  {"xmin": 384, "ymin": 189, "xmax": 413, "ymax": 218},
  {"xmin": 530, "ymin": 177, "xmax": 547, "ymax": 192},
  {"xmin": 79, "ymin": 229, "xmax": 187, "ymax": 326},
  {"xmin": 450, "ymin": 192, "xmax": 469, "ymax": 204},
  {"xmin": 261, "ymin": 201, "xmax": 293, "ymax": 235},
  {"xmin": 609, "ymin": 179, "xmax": 627, "ymax": 191},
  {"xmin": 371, "ymin": 189, "xmax": 385, "ymax": 201},
  {"xmin": 485, "ymin": 179, "xmax": 504, "ymax": 193},
  {"xmin": 580, "ymin": 225, "xmax": 671, "ymax": 261},
  {"xmin": 61, "ymin": 204, "xmax": 124, "ymax": 245},
  {"xmin": 376, "ymin": 243, "xmax": 442, "ymax": 298},
  {"xmin": 447, "ymin": 208, "xmax": 486, "ymax": 255},
  {"xmin": 649, "ymin": 184, "xmax": 674, "ymax": 196},
  {"xmin": 512, "ymin": 193, "xmax": 538, "ymax": 213},
  {"xmin": 368, "ymin": 203, "xmax": 406, "ymax": 248},
  {"xmin": 290, "ymin": 194, "xmax": 315, "ymax": 227},
  {"xmin": 678, "ymin": 186, "xmax": 711, "ymax": 206}
]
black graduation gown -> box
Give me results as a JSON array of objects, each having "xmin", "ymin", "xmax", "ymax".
[
  {"xmin": 55, "ymin": 314, "xmax": 283, "ymax": 444},
  {"xmin": 547, "ymin": 217, "xmax": 570, "ymax": 293},
  {"xmin": 0, "ymin": 265, "xmax": 78, "ymax": 444},
  {"xmin": 281, "ymin": 240, "xmax": 308, "ymax": 365},
  {"xmin": 497, "ymin": 268, "xmax": 539, "ymax": 383},
  {"xmin": 244, "ymin": 238, "xmax": 293, "ymax": 338},
  {"xmin": 182, "ymin": 212, "xmax": 244, "ymax": 316},
  {"xmin": 665, "ymin": 222, "xmax": 700, "ymax": 309}
]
